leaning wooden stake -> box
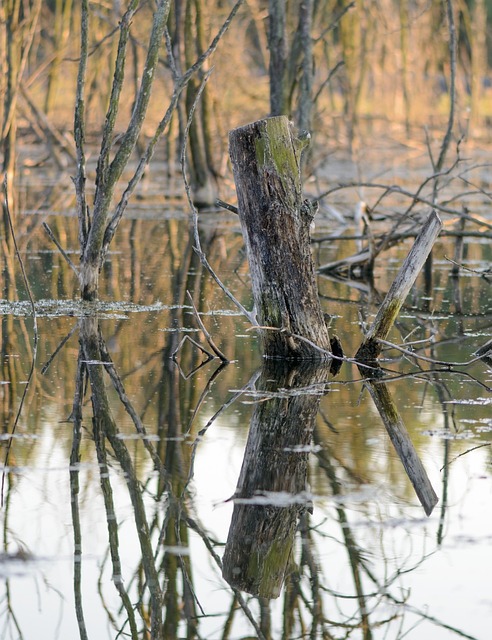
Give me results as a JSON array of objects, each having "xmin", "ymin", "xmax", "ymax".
[
  {"xmin": 356, "ymin": 211, "xmax": 442, "ymax": 363},
  {"xmin": 229, "ymin": 116, "xmax": 331, "ymax": 360}
]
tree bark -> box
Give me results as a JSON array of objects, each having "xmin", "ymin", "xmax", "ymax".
[
  {"xmin": 229, "ymin": 115, "xmax": 331, "ymax": 360},
  {"xmin": 356, "ymin": 211, "xmax": 442, "ymax": 364},
  {"xmin": 268, "ymin": 0, "xmax": 288, "ymax": 116}
]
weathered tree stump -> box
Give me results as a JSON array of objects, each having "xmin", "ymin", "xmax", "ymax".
[{"xmin": 229, "ymin": 116, "xmax": 331, "ymax": 360}]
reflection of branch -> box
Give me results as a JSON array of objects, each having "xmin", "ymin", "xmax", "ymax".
[
  {"xmin": 313, "ymin": 435, "xmax": 373, "ymax": 639},
  {"xmin": 185, "ymin": 515, "xmax": 267, "ymax": 640},
  {"xmin": 41, "ymin": 322, "xmax": 78, "ymax": 374},
  {"xmin": 182, "ymin": 368, "xmax": 260, "ymax": 498},
  {"xmin": 1, "ymin": 176, "xmax": 38, "ymax": 506},
  {"xmin": 93, "ymin": 404, "xmax": 139, "ymax": 638},
  {"xmin": 440, "ymin": 443, "xmax": 491, "ymax": 472},
  {"xmin": 97, "ymin": 332, "xmax": 165, "ymax": 475},
  {"xmin": 80, "ymin": 317, "xmax": 163, "ymax": 635},
  {"xmin": 298, "ymin": 513, "xmax": 328, "ymax": 639},
  {"xmin": 394, "ymin": 602, "xmax": 480, "ymax": 640},
  {"xmin": 187, "ymin": 290, "xmax": 229, "ymax": 361},
  {"xmin": 69, "ymin": 354, "xmax": 89, "ymax": 640},
  {"xmin": 185, "ymin": 360, "xmax": 229, "ymax": 432}
]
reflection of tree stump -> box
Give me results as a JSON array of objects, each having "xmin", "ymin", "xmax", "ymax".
[
  {"xmin": 229, "ymin": 116, "xmax": 331, "ymax": 360},
  {"xmin": 222, "ymin": 361, "xmax": 330, "ymax": 598}
]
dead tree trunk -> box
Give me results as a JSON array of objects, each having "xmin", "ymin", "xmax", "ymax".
[{"xmin": 229, "ymin": 115, "xmax": 331, "ymax": 360}]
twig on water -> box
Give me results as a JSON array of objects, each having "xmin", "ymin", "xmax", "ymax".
[
  {"xmin": 440, "ymin": 443, "xmax": 491, "ymax": 472},
  {"xmin": 378, "ymin": 339, "xmax": 486, "ymax": 368},
  {"xmin": 1, "ymin": 175, "xmax": 39, "ymax": 507},
  {"xmin": 186, "ymin": 291, "xmax": 229, "ymax": 362},
  {"xmin": 172, "ymin": 334, "xmax": 216, "ymax": 364}
]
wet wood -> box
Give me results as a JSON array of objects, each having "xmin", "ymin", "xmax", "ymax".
[
  {"xmin": 222, "ymin": 361, "xmax": 330, "ymax": 597},
  {"xmin": 475, "ymin": 339, "xmax": 492, "ymax": 367},
  {"xmin": 356, "ymin": 211, "xmax": 442, "ymax": 363},
  {"xmin": 363, "ymin": 375, "xmax": 438, "ymax": 516},
  {"xmin": 229, "ymin": 115, "xmax": 331, "ymax": 360}
]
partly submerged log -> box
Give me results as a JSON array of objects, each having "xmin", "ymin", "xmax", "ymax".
[
  {"xmin": 222, "ymin": 361, "xmax": 330, "ymax": 597},
  {"xmin": 356, "ymin": 211, "xmax": 442, "ymax": 363},
  {"xmin": 229, "ymin": 116, "xmax": 331, "ymax": 360}
]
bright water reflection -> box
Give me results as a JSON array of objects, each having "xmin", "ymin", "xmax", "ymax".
[{"xmin": 0, "ymin": 204, "xmax": 491, "ymax": 639}]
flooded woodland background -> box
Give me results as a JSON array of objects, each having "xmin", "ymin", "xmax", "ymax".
[{"xmin": 1, "ymin": 1, "xmax": 492, "ymax": 639}]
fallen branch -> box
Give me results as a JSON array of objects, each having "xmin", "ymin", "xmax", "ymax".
[{"xmin": 186, "ymin": 291, "xmax": 229, "ymax": 362}]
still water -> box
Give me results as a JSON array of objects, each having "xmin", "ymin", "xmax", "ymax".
[{"xmin": 1, "ymin": 146, "xmax": 491, "ymax": 639}]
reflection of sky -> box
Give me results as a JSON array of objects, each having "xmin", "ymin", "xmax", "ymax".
[
  {"xmin": 192, "ymin": 414, "xmax": 492, "ymax": 639},
  {"xmin": 1, "ymin": 373, "xmax": 491, "ymax": 638}
]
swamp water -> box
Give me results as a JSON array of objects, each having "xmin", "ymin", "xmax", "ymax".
[{"xmin": 1, "ymin": 143, "xmax": 491, "ymax": 639}]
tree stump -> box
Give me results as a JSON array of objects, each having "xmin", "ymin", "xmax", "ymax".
[{"xmin": 229, "ymin": 116, "xmax": 331, "ymax": 360}]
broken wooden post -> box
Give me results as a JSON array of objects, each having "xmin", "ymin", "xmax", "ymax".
[
  {"xmin": 356, "ymin": 211, "xmax": 442, "ymax": 363},
  {"xmin": 229, "ymin": 116, "xmax": 331, "ymax": 360}
]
